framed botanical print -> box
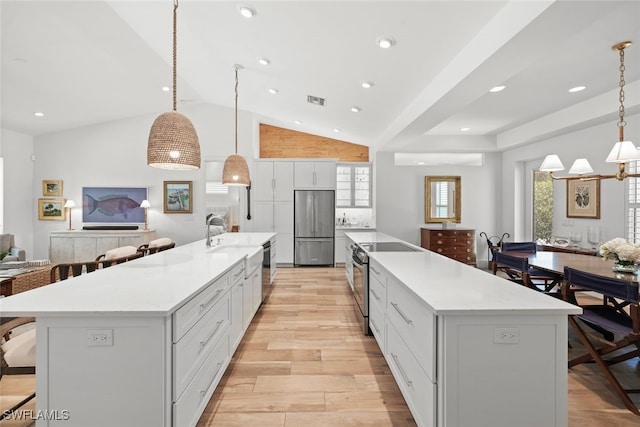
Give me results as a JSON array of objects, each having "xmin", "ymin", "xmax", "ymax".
[
  {"xmin": 164, "ymin": 181, "xmax": 192, "ymax": 213},
  {"xmin": 38, "ymin": 198, "xmax": 66, "ymax": 220},
  {"xmin": 42, "ymin": 180, "xmax": 63, "ymax": 197},
  {"xmin": 566, "ymin": 179, "xmax": 600, "ymax": 219}
]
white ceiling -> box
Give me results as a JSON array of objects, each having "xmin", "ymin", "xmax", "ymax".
[{"xmin": 2, "ymin": 1, "xmax": 639, "ymax": 155}]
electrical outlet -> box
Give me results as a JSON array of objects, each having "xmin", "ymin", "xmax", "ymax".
[
  {"xmin": 494, "ymin": 327, "xmax": 519, "ymax": 344},
  {"xmin": 87, "ymin": 329, "xmax": 113, "ymax": 347}
]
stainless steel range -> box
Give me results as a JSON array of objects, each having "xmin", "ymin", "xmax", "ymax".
[{"xmin": 351, "ymin": 241, "xmax": 422, "ymax": 334}]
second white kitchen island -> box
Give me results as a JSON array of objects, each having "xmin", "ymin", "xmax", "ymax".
[{"xmin": 346, "ymin": 231, "xmax": 582, "ymax": 427}]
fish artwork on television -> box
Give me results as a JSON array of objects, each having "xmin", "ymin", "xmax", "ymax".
[
  {"xmin": 85, "ymin": 195, "xmax": 140, "ymax": 219},
  {"xmin": 82, "ymin": 187, "xmax": 147, "ymax": 224}
]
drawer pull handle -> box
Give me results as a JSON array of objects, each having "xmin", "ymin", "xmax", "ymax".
[
  {"xmin": 370, "ymin": 265, "xmax": 380, "ymax": 275},
  {"xmin": 390, "ymin": 302, "xmax": 413, "ymax": 325},
  {"xmin": 437, "ymin": 248, "xmax": 442, "ymax": 253},
  {"xmin": 200, "ymin": 361, "xmax": 224, "ymax": 402},
  {"xmin": 371, "ymin": 318, "xmax": 381, "ymax": 334},
  {"xmin": 370, "ymin": 288, "xmax": 380, "ymax": 302},
  {"xmin": 200, "ymin": 320, "xmax": 225, "ymax": 351},
  {"xmin": 233, "ymin": 270, "xmax": 244, "ymax": 279},
  {"xmin": 200, "ymin": 289, "xmax": 223, "ymax": 312},
  {"xmin": 391, "ymin": 353, "xmax": 413, "ymax": 388}
]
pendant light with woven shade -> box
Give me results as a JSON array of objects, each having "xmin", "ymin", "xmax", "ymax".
[
  {"xmin": 222, "ymin": 65, "xmax": 250, "ymax": 186},
  {"xmin": 147, "ymin": 0, "xmax": 201, "ymax": 170}
]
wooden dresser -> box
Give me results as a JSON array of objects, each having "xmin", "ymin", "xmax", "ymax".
[{"xmin": 420, "ymin": 227, "xmax": 477, "ymax": 266}]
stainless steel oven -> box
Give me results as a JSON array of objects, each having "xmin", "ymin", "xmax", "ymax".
[
  {"xmin": 262, "ymin": 240, "xmax": 271, "ymax": 301},
  {"xmin": 351, "ymin": 241, "xmax": 423, "ymax": 336},
  {"xmin": 351, "ymin": 245, "xmax": 370, "ymax": 335}
]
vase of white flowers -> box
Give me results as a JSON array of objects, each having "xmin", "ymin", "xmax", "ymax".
[{"xmin": 599, "ymin": 237, "xmax": 640, "ymax": 272}]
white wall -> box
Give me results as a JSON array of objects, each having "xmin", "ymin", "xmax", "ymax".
[
  {"xmin": 374, "ymin": 151, "xmax": 501, "ymax": 266},
  {"xmin": 501, "ymin": 111, "xmax": 639, "ymax": 245},
  {"xmin": 0, "ymin": 128, "xmax": 35, "ymax": 258}
]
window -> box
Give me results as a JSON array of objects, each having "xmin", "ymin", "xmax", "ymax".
[
  {"xmin": 336, "ymin": 163, "xmax": 371, "ymax": 208},
  {"xmin": 627, "ymin": 161, "xmax": 640, "ymax": 243},
  {"xmin": 533, "ymin": 170, "xmax": 553, "ymax": 241}
]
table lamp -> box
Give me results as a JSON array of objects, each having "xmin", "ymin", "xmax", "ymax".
[
  {"xmin": 140, "ymin": 200, "xmax": 151, "ymax": 230},
  {"xmin": 64, "ymin": 200, "xmax": 76, "ymax": 231}
]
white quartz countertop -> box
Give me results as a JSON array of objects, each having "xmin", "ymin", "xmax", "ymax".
[
  {"xmin": 344, "ymin": 231, "xmax": 401, "ymax": 243},
  {"xmin": 0, "ymin": 232, "xmax": 274, "ymax": 317},
  {"xmin": 370, "ymin": 251, "xmax": 581, "ymax": 315}
]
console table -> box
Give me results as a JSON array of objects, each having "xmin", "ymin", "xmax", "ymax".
[{"xmin": 50, "ymin": 230, "xmax": 158, "ymax": 263}]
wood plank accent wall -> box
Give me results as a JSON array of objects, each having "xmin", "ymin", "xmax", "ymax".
[{"xmin": 259, "ymin": 124, "xmax": 369, "ymax": 162}]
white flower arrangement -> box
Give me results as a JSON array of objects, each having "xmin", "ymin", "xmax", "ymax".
[{"xmin": 599, "ymin": 237, "xmax": 640, "ymax": 264}]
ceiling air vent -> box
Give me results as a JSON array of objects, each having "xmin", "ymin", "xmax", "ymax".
[{"xmin": 307, "ymin": 95, "xmax": 326, "ymax": 106}]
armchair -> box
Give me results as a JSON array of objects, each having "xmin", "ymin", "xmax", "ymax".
[{"xmin": 0, "ymin": 234, "xmax": 26, "ymax": 262}]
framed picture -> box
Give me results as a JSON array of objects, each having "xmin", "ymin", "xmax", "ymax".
[
  {"xmin": 566, "ymin": 179, "xmax": 600, "ymax": 219},
  {"xmin": 82, "ymin": 187, "xmax": 147, "ymax": 224},
  {"xmin": 38, "ymin": 198, "xmax": 66, "ymax": 220},
  {"xmin": 164, "ymin": 181, "xmax": 192, "ymax": 213},
  {"xmin": 42, "ymin": 180, "xmax": 63, "ymax": 197}
]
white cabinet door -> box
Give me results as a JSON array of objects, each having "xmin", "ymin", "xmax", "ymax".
[
  {"xmin": 274, "ymin": 201, "xmax": 293, "ymax": 235},
  {"xmin": 294, "ymin": 162, "xmax": 316, "ymax": 188},
  {"xmin": 253, "ymin": 202, "xmax": 275, "ymax": 232},
  {"xmin": 253, "ymin": 162, "xmax": 275, "ymax": 202},
  {"xmin": 273, "ymin": 161, "xmax": 294, "ymax": 201},
  {"xmin": 313, "ymin": 161, "xmax": 336, "ymax": 188},
  {"xmin": 230, "ymin": 281, "xmax": 244, "ymax": 352}
]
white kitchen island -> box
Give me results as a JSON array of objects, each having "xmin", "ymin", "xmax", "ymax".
[
  {"xmin": 346, "ymin": 231, "xmax": 581, "ymax": 427},
  {"xmin": 0, "ymin": 233, "xmax": 274, "ymax": 427}
]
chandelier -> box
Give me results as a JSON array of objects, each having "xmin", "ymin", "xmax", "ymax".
[{"xmin": 540, "ymin": 41, "xmax": 638, "ymax": 181}]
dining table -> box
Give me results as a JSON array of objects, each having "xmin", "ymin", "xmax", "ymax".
[{"xmin": 505, "ymin": 250, "xmax": 638, "ymax": 283}]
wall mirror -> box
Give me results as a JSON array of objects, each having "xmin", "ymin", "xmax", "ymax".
[{"xmin": 425, "ymin": 176, "xmax": 461, "ymax": 223}]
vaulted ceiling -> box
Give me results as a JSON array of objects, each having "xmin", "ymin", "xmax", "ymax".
[{"xmin": 2, "ymin": 1, "xmax": 639, "ymax": 155}]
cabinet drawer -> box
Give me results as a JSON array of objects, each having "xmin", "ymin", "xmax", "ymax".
[
  {"xmin": 387, "ymin": 321, "xmax": 436, "ymax": 427},
  {"xmin": 230, "ymin": 261, "xmax": 245, "ymax": 285},
  {"xmin": 369, "ymin": 259, "xmax": 385, "ymax": 284},
  {"xmin": 369, "ymin": 270, "xmax": 386, "ymax": 309},
  {"xmin": 386, "ymin": 275, "xmax": 436, "ymax": 381},
  {"xmin": 430, "ymin": 237, "xmax": 474, "ymax": 247},
  {"xmin": 173, "ymin": 335, "xmax": 230, "ymax": 427},
  {"xmin": 174, "ymin": 293, "xmax": 230, "ymax": 400},
  {"xmin": 369, "ymin": 297, "xmax": 385, "ymax": 351},
  {"xmin": 173, "ymin": 273, "xmax": 231, "ymax": 341}
]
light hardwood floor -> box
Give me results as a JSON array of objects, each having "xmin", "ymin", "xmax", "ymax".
[{"xmin": 1, "ymin": 266, "xmax": 639, "ymax": 426}]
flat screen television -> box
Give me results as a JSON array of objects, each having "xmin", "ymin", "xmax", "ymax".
[{"xmin": 82, "ymin": 187, "xmax": 148, "ymax": 224}]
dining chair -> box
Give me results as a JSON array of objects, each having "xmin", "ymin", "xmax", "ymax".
[
  {"xmin": 138, "ymin": 238, "xmax": 175, "ymax": 256},
  {"xmin": 50, "ymin": 261, "xmax": 100, "ymax": 282},
  {"xmin": 563, "ymin": 267, "xmax": 640, "ymax": 415},
  {"xmin": 492, "ymin": 251, "xmax": 561, "ymax": 295},
  {"xmin": 499, "ymin": 241, "xmax": 561, "ymax": 292}
]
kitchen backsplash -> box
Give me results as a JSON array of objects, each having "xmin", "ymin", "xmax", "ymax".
[{"xmin": 336, "ymin": 208, "xmax": 374, "ymax": 228}]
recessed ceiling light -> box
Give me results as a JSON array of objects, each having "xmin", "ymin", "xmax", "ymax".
[
  {"xmin": 568, "ymin": 86, "xmax": 586, "ymax": 93},
  {"xmin": 489, "ymin": 85, "xmax": 506, "ymax": 93},
  {"xmin": 417, "ymin": 161, "xmax": 425, "ymax": 165},
  {"xmin": 34, "ymin": 112, "xmax": 44, "ymax": 117},
  {"xmin": 460, "ymin": 127, "xmax": 470, "ymax": 132},
  {"xmin": 294, "ymin": 120, "xmax": 301, "ymax": 125},
  {"xmin": 350, "ymin": 106, "xmax": 361, "ymax": 113},
  {"xmin": 238, "ymin": 5, "xmax": 256, "ymax": 18},
  {"xmin": 333, "ymin": 128, "xmax": 341, "ymax": 133},
  {"xmin": 377, "ymin": 36, "xmax": 396, "ymax": 49},
  {"xmin": 162, "ymin": 86, "xmax": 170, "ymax": 92},
  {"xmin": 361, "ymin": 81, "xmax": 374, "ymax": 89},
  {"xmin": 257, "ymin": 57, "xmax": 270, "ymax": 66},
  {"xmin": 268, "ymin": 88, "xmax": 278, "ymax": 94}
]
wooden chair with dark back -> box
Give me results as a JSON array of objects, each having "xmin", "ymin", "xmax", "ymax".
[
  {"xmin": 499, "ymin": 241, "xmax": 562, "ymax": 293},
  {"xmin": 50, "ymin": 261, "xmax": 100, "ymax": 282},
  {"xmin": 137, "ymin": 241, "xmax": 175, "ymax": 256},
  {"xmin": 562, "ymin": 267, "xmax": 640, "ymax": 415},
  {"xmin": 96, "ymin": 251, "xmax": 143, "ymax": 268},
  {"xmin": 492, "ymin": 251, "xmax": 561, "ymax": 295}
]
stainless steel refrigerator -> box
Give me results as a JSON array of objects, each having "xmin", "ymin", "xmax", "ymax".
[{"xmin": 294, "ymin": 190, "xmax": 335, "ymax": 266}]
